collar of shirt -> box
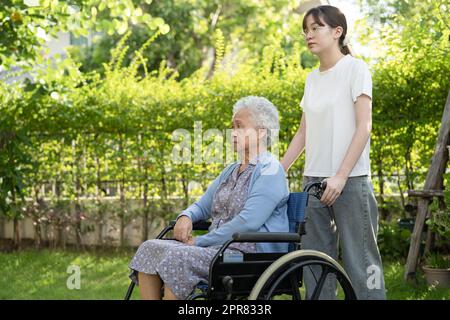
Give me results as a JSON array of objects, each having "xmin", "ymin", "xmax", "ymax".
[{"xmin": 237, "ymin": 151, "xmax": 270, "ymax": 165}]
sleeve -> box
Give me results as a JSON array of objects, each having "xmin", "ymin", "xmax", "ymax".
[
  {"xmin": 176, "ymin": 175, "xmax": 221, "ymax": 223},
  {"xmin": 351, "ymin": 60, "xmax": 372, "ymax": 103},
  {"xmin": 176, "ymin": 164, "xmax": 235, "ymax": 223},
  {"xmin": 194, "ymin": 164, "xmax": 288, "ymax": 247},
  {"xmin": 299, "ymin": 75, "xmax": 308, "ymax": 109}
]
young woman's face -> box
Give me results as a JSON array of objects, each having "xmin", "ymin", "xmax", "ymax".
[{"xmin": 303, "ymin": 14, "xmax": 342, "ymax": 55}]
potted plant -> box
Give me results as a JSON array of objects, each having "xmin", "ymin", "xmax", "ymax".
[
  {"xmin": 422, "ymin": 190, "xmax": 450, "ymax": 288},
  {"xmin": 422, "ymin": 253, "xmax": 450, "ymax": 288}
]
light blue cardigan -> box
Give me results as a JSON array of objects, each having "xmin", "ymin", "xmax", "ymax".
[{"xmin": 177, "ymin": 152, "xmax": 289, "ymax": 253}]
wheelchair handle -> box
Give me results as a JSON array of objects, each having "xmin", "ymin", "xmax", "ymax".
[{"xmin": 303, "ymin": 180, "xmax": 327, "ymax": 200}]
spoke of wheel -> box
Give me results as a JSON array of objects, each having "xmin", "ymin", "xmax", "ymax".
[
  {"xmin": 307, "ymin": 264, "xmax": 318, "ymax": 284},
  {"xmin": 289, "ymin": 271, "xmax": 302, "ymax": 300},
  {"xmin": 310, "ymin": 265, "xmax": 331, "ymax": 300},
  {"xmin": 256, "ymin": 259, "xmax": 352, "ymax": 301},
  {"xmin": 263, "ymin": 260, "xmax": 322, "ymax": 299},
  {"xmin": 263, "ymin": 263, "xmax": 301, "ymax": 299}
]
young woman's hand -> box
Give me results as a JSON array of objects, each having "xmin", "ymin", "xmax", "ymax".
[
  {"xmin": 320, "ymin": 175, "xmax": 347, "ymax": 206},
  {"xmin": 174, "ymin": 216, "xmax": 193, "ymax": 243}
]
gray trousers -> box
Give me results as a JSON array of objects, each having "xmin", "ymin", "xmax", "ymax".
[{"xmin": 302, "ymin": 175, "xmax": 386, "ymax": 300}]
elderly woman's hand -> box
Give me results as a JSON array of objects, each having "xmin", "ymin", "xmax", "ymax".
[
  {"xmin": 185, "ymin": 236, "xmax": 196, "ymax": 246},
  {"xmin": 174, "ymin": 216, "xmax": 193, "ymax": 243}
]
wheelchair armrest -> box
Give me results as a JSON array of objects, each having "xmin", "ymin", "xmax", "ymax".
[
  {"xmin": 232, "ymin": 232, "xmax": 301, "ymax": 243},
  {"xmin": 193, "ymin": 220, "xmax": 212, "ymax": 230},
  {"xmin": 169, "ymin": 219, "xmax": 211, "ymax": 231}
]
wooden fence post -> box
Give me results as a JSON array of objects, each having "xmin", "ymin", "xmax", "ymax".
[{"xmin": 404, "ymin": 90, "xmax": 450, "ymax": 281}]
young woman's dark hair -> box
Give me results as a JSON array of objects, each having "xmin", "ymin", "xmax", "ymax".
[{"xmin": 302, "ymin": 5, "xmax": 352, "ymax": 56}]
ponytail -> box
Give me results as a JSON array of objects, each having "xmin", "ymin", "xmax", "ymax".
[
  {"xmin": 339, "ymin": 35, "xmax": 352, "ymax": 56},
  {"xmin": 340, "ymin": 44, "xmax": 352, "ymax": 56}
]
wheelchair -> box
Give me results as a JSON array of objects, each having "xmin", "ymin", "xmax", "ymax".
[{"xmin": 124, "ymin": 181, "xmax": 357, "ymax": 300}]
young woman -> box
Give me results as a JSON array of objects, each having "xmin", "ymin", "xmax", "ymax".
[{"xmin": 281, "ymin": 5, "xmax": 386, "ymax": 299}]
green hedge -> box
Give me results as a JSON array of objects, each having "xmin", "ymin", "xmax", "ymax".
[{"xmin": 1, "ymin": 32, "xmax": 449, "ymax": 246}]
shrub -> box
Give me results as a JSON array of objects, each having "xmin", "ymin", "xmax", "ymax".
[{"xmin": 378, "ymin": 220, "xmax": 412, "ymax": 260}]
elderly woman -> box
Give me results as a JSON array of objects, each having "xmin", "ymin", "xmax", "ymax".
[{"xmin": 128, "ymin": 96, "xmax": 289, "ymax": 300}]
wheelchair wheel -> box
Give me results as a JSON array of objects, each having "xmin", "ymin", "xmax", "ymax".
[{"xmin": 248, "ymin": 250, "xmax": 357, "ymax": 300}]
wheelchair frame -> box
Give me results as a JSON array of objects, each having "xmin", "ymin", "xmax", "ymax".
[{"xmin": 124, "ymin": 181, "xmax": 357, "ymax": 300}]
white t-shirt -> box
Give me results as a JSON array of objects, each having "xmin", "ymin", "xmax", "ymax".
[{"xmin": 300, "ymin": 54, "xmax": 372, "ymax": 177}]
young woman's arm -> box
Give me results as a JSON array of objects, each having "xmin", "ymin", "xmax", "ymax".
[
  {"xmin": 321, "ymin": 94, "xmax": 372, "ymax": 206},
  {"xmin": 280, "ymin": 113, "xmax": 306, "ymax": 172}
]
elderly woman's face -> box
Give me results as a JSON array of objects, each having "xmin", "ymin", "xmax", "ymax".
[{"xmin": 232, "ymin": 108, "xmax": 266, "ymax": 154}]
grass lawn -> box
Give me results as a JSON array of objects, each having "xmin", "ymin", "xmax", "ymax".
[
  {"xmin": 0, "ymin": 248, "xmax": 140, "ymax": 300},
  {"xmin": 0, "ymin": 248, "xmax": 448, "ymax": 300}
]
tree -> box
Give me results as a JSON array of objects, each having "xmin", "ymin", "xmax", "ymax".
[
  {"xmin": 68, "ymin": 0, "xmax": 311, "ymax": 79},
  {"xmin": 0, "ymin": 0, "xmax": 169, "ymax": 68}
]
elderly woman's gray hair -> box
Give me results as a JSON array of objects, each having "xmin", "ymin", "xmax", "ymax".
[{"xmin": 232, "ymin": 96, "xmax": 280, "ymax": 146}]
